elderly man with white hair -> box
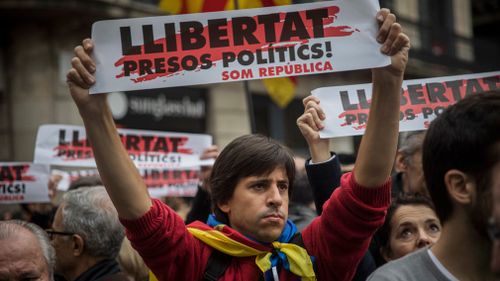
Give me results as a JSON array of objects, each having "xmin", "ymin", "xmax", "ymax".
[
  {"xmin": 48, "ymin": 186, "xmax": 128, "ymax": 281},
  {"xmin": 0, "ymin": 219, "xmax": 56, "ymax": 281}
]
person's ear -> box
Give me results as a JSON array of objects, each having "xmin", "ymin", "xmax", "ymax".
[
  {"xmin": 395, "ymin": 152, "xmax": 407, "ymax": 173},
  {"xmin": 218, "ymin": 202, "xmax": 230, "ymax": 213},
  {"xmin": 72, "ymin": 234, "xmax": 85, "ymax": 257},
  {"xmin": 444, "ymin": 169, "xmax": 475, "ymax": 205},
  {"xmin": 380, "ymin": 246, "xmax": 392, "ymax": 262}
]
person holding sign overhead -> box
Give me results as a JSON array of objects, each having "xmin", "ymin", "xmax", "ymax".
[{"xmin": 66, "ymin": 7, "xmax": 409, "ymax": 281}]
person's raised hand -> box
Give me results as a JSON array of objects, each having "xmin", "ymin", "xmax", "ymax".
[
  {"xmin": 297, "ymin": 96, "xmax": 330, "ymax": 163},
  {"xmin": 375, "ymin": 9, "xmax": 411, "ymax": 78},
  {"xmin": 67, "ymin": 38, "xmax": 107, "ymax": 115}
]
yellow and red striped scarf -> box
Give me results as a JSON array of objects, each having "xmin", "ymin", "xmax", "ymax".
[{"xmin": 187, "ymin": 220, "xmax": 316, "ymax": 280}]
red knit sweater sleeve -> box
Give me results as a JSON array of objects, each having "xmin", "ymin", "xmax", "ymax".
[
  {"xmin": 119, "ymin": 198, "xmax": 210, "ymax": 281},
  {"xmin": 302, "ymin": 172, "xmax": 391, "ymax": 281}
]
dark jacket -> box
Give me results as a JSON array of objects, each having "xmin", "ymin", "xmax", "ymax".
[
  {"xmin": 304, "ymin": 152, "xmax": 342, "ymax": 216},
  {"xmin": 305, "ymin": 154, "xmax": 378, "ymax": 281},
  {"xmin": 391, "ymin": 172, "xmax": 405, "ymax": 197},
  {"xmin": 74, "ymin": 259, "xmax": 128, "ymax": 281},
  {"xmin": 185, "ymin": 186, "xmax": 211, "ymax": 224}
]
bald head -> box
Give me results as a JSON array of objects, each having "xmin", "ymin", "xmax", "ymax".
[{"xmin": 0, "ymin": 220, "xmax": 55, "ymax": 281}]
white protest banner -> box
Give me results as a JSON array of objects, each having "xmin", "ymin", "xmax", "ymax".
[
  {"xmin": 34, "ymin": 124, "xmax": 213, "ymax": 168},
  {"xmin": 52, "ymin": 167, "xmax": 200, "ymax": 197},
  {"xmin": 51, "ymin": 169, "xmax": 100, "ymax": 191},
  {"xmin": 141, "ymin": 167, "xmax": 200, "ymax": 197},
  {"xmin": 90, "ymin": 0, "xmax": 389, "ymax": 94},
  {"xmin": 313, "ymin": 71, "xmax": 500, "ymax": 138},
  {"xmin": 0, "ymin": 163, "xmax": 50, "ymax": 203}
]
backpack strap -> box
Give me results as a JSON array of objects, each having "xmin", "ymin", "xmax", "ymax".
[
  {"xmin": 289, "ymin": 232, "xmax": 304, "ymax": 247},
  {"xmin": 203, "ymin": 249, "xmax": 233, "ymax": 281},
  {"xmin": 202, "ymin": 232, "xmax": 305, "ymax": 281}
]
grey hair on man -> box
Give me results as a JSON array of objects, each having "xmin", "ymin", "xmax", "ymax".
[
  {"xmin": 60, "ymin": 186, "xmax": 124, "ymax": 258},
  {"xmin": 399, "ymin": 131, "xmax": 425, "ymax": 166},
  {"xmin": 0, "ymin": 219, "xmax": 56, "ymax": 280}
]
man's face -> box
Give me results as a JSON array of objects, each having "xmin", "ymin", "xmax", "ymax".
[
  {"xmin": 219, "ymin": 166, "xmax": 289, "ymax": 243},
  {"xmin": 404, "ymin": 150, "xmax": 428, "ymax": 196},
  {"xmin": 50, "ymin": 204, "xmax": 75, "ymax": 278},
  {"xmin": 0, "ymin": 228, "xmax": 51, "ymax": 281},
  {"xmin": 489, "ymin": 162, "xmax": 500, "ymax": 272}
]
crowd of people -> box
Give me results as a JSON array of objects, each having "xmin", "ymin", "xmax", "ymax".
[{"xmin": 1, "ymin": 7, "xmax": 499, "ymax": 281}]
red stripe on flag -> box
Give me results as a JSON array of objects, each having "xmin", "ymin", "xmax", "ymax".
[
  {"xmin": 180, "ymin": 0, "xmax": 188, "ymax": 14},
  {"xmin": 261, "ymin": 0, "xmax": 276, "ymax": 7},
  {"xmin": 203, "ymin": 0, "xmax": 229, "ymax": 12}
]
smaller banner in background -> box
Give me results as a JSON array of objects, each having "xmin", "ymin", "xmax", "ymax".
[
  {"xmin": 313, "ymin": 71, "xmax": 500, "ymax": 138},
  {"xmin": 52, "ymin": 167, "xmax": 200, "ymax": 197},
  {"xmin": 51, "ymin": 168, "xmax": 100, "ymax": 191},
  {"xmin": 34, "ymin": 124, "xmax": 213, "ymax": 168},
  {"xmin": 141, "ymin": 167, "xmax": 200, "ymax": 197},
  {"xmin": 0, "ymin": 163, "xmax": 50, "ymax": 204}
]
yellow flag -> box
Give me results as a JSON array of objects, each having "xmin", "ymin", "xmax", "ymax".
[{"xmin": 263, "ymin": 77, "xmax": 297, "ymax": 108}]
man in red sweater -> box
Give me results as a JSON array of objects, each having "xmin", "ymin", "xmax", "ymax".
[{"xmin": 66, "ymin": 8, "xmax": 409, "ymax": 281}]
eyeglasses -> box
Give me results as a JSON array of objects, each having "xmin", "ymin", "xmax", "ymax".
[
  {"xmin": 488, "ymin": 217, "xmax": 500, "ymax": 241},
  {"xmin": 45, "ymin": 229, "xmax": 75, "ymax": 240}
]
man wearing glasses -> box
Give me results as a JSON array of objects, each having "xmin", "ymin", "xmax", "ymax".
[{"xmin": 47, "ymin": 186, "xmax": 128, "ymax": 281}]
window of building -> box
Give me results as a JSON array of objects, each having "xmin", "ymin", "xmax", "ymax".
[
  {"xmin": 0, "ymin": 46, "xmax": 12, "ymax": 160},
  {"xmin": 419, "ymin": 0, "xmax": 455, "ymax": 57},
  {"xmin": 110, "ymin": 87, "xmax": 208, "ymax": 133}
]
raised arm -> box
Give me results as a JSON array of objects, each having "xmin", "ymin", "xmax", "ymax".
[
  {"xmin": 354, "ymin": 9, "xmax": 410, "ymax": 188},
  {"xmin": 297, "ymin": 95, "xmax": 330, "ymax": 164},
  {"xmin": 297, "ymin": 96, "xmax": 342, "ymax": 215},
  {"xmin": 67, "ymin": 39, "xmax": 151, "ymax": 219}
]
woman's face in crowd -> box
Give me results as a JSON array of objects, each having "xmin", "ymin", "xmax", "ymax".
[{"xmin": 383, "ymin": 204, "xmax": 441, "ymax": 261}]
